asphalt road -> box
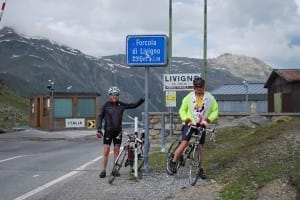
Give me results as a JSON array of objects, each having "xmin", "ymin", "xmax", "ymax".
[
  {"xmin": 0, "ymin": 128, "xmax": 169, "ymax": 200},
  {"xmin": 0, "ymin": 130, "xmax": 105, "ymax": 200}
]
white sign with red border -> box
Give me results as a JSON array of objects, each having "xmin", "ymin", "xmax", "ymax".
[{"xmin": 163, "ymin": 73, "xmax": 201, "ymax": 91}]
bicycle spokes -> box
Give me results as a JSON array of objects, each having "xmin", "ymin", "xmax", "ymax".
[
  {"xmin": 166, "ymin": 141, "xmax": 180, "ymax": 175},
  {"xmin": 189, "ymin": 147, "xmax": 201, "ymax": 186}
]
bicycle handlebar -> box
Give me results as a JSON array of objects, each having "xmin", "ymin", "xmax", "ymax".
[
  {"xmin": 123, "ymin": 131, "xmax": 144, "ymax": 144},
  {"xmin": 188, "ymin": 124, "xmax": 216, "ymax": 133},
  {"xmin": 187, "ymin": 125, "xmax": 216, "ymax": 142}
]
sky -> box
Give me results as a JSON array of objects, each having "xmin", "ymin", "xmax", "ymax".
[{"xmin": 1, "ymin": 0, "xmax": 300, "ymax": 69}]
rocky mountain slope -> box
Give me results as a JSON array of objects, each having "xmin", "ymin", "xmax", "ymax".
[
  {"xmin": 212, "ymin": 53, "xmax": 271, "ymax": 82},
  {"xmin": 0, "ymin": 27, "xmax": 272, "ymax": 115}
]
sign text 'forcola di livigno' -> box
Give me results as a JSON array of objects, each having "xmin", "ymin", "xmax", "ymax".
[{"xmin": 126, "ymin": 35, "xmax": 168, "ymax": 66}]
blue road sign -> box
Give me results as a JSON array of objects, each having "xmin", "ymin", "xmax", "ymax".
[{"xmin": 126, "ymin": 35, "xmax": 168, "ymax": 66}]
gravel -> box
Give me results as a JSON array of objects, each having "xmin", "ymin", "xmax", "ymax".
[{"xmin": 96, "ymin": 169, "xmax": 222, "ymax": 200}]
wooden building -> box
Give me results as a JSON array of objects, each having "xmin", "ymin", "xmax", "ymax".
[
  {"xmin": 264, "ymin": 69, "xmax": 300, "ymax": 112},
  {"xmin": 29, "ymin": 92, "xmax": 100, "ymax": 131}
]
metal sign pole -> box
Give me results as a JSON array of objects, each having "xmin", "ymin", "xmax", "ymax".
[
  {"xmin": 126, "ymin": 34, "xmax": 168, "ymax": 175},
  {"xmin": 134, "ymin": 117, "xmax": 138, "ymax": 177},
  {"xmin": 144, "ymin": 67, "xmax": 150, "ymax": 173},
  {"xmin": 160, "ymin": 113, "xmax": 166, "ymax": 152}
]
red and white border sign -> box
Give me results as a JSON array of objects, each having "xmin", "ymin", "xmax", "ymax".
[
  {"xmin": 0, "ymin": 0, "xmax": 7, "ymax": 22},
  {"xmin": 163, "ymin": 73, "xmax": 201, "ymax": 91}
]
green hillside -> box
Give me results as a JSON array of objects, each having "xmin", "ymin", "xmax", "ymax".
[
  {"xmin": 0, "ymin": 80, "xmax": 29, "ymax": 132},
  {"xmin": 149, "ymin": 117, "xmax": 300, "ymax": 199}
]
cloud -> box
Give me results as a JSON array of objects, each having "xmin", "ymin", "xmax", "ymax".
[
  {"xmin": 207, "ymin": 0, "xmax": 300, "ymax": 68},
  {"xmin": 1, "ymin": 0, "xmax": 300, "ymax": 68}
]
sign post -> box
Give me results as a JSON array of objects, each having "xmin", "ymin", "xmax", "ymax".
[{"xmin": 126, "ymin": 35, "xmax": 168, "ymax": 173}]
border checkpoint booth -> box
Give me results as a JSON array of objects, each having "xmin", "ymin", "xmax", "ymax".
[{"xmin": 29, "ymin": 92, "xmax": 101, "ymax": 131}]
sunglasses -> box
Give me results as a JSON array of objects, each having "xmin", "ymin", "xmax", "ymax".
[
  {"xmin": 194, "ymin": 85, "xmax": 204, "ymax": 89},
  {"xmin": 110, "ymin": 93, "xmax": 119, "ymax": 97}
]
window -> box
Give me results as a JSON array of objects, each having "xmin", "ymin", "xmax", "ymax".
[
  {"xmin": 54, "ymin": 99, "xmax": 72, "ymax": 118},
  {"xmin": 77, "ymin": 98, "xmax": 95, "ymax": 117}
]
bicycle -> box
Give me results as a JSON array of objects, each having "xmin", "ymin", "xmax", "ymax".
[
  {"xmin": 108, "ymin": 130, "xmax": 145, "ymax": 184},
  {"xmin": 166, "ymin": 125, "xmax": 216, "ymax": 186}
]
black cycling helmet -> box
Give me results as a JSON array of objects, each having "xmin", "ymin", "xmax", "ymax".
[{"xmin": 193, "ymin": 76, "xmax": 205, "ymax": 86}]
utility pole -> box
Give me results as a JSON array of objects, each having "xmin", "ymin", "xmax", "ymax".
[
  {"xmin": 203, "ymin": 0, "xmax": 207, "ymax": 81},
  {"xmin": 169, "ymin": 0, "xmax": 172, "ymax": 71},
  {"xmin": 47, "ymin": 80, "xmax": 54, "ymax": 131},
  {"xmin": 243, "ymin": 81, "xmax": 249, "ymax": 112},
  {"xmin": 168, "ymin": 0, "xmax": 173, "ymax": 136}
]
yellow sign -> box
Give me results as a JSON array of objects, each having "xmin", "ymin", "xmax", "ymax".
[
  {"xmin": 166, "ymin": 91, "xmax": 176, "ymax": 107},
  {"xmin": 167, "ymin": 93, "xmax": 176, "ymax": 101},
  {"xmin": 87, "ymin": 119, "xmax": 96, "ymax": 129}
]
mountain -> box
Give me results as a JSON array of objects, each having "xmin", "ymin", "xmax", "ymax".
[
  {"xmin": 0, "ymin": 80, "xmax": 28, "ymax": 132},
  {"xmin": 0, "ymin": 27, "xmax": 272, "ymax": 116},
  {"xmin": 211, "ymin": 53, "xmax": 271, "ymax": 82}
]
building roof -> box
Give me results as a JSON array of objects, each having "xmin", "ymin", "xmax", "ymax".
[
  {"xmin": 264, "ymin": 69, "xmax": 300, "ymax": 88},
  {"xmin": 31, "ymin": 91, "xmax": 101, "ymax": 98},
  {"xmin": 53, "ymin": 92, "xmax": 101, "ymax": 96},
  {"xmin": 212, "ymin": 83, "xmax": 267, "ymax": 95},
  {"xmin": 211, "ymin": 83, "xmax": 267, "ymax": 101}
]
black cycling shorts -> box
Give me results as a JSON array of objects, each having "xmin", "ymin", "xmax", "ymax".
[
  {"xmin": 103, "ymin": 131, "xmax": 122, "ymax": 146},
  {"xmin": 181, "ymin": 124, "xmax": 206, "ymax": 144}
]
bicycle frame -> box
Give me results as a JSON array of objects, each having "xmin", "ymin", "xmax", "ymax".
[
  {"xmin": 166, "ymin": 125, "xmax": 216, "ymax": 185},
  {"xmin": 126, "ymin": 132, "xmax": 144, "ymax": 176},
  {"xmin": 108, "ymin": 131, "xmax": 144, "ymax": 184},
  {"xmin": 166, "ymin": 126, "xmax": 203, "ymax": 175}
]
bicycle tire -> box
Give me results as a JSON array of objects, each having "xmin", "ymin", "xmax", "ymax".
[
  {"xmin": 108, "ymin": 147, "xmax": 127, "ymax": 184},
  {"xmin": 189, "ymin": 145, "xmax": 201, "ymax": 186},
  {"xmin": 166, "ymin": 141, "xmax": 180, "ymax": 175}
]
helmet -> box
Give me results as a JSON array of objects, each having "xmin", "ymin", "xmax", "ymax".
[
  {"xmin": 108, "ymin": 86, "xmax": 120, "ymax": 96},
  {"xmin": 193, "ymin": 76, "xmax": 205, "ymax": 86}
]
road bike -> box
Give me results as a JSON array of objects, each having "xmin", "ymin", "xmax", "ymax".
[
  {"xmin": 108, "ymin": 131, "xmax": 145, "ymax": 184},
  {"xmin": 166, "ymin": 125, "xmax": 216, "ymax": 186}
]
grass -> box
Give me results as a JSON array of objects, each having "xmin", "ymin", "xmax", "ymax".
[
  {"xmin": 0, "ymin": 82, "xmax": 29, "ymax": 131},
  {"xmin": 148, "ymin": 117, "xmax": 300, "ymax": 199}
]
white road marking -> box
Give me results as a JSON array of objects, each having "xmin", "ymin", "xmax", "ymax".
[
  {"xmin": 14, "ymin": 151, "xmax": 113, "ymax": 200},
  {"xmin": 0, "ymin": 155, "xmax": 28, "ymax": 163}
]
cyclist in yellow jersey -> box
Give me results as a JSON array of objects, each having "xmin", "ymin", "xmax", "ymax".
[{"xmin": 170, "ymin": 76, "xmax": 219, "ymax": 179}]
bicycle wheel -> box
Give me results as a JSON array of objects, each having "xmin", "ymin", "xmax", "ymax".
[
  {"xmin": 166, "ymin": 141, "xmax": 180, "ymax": 175},
  {"xmin": 108, "ymin": 146, "xmax": 127, "ymax": 184},
  {"xmin": 189, "ymin": 145, "xmax": 201, "ymax": 186}
]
